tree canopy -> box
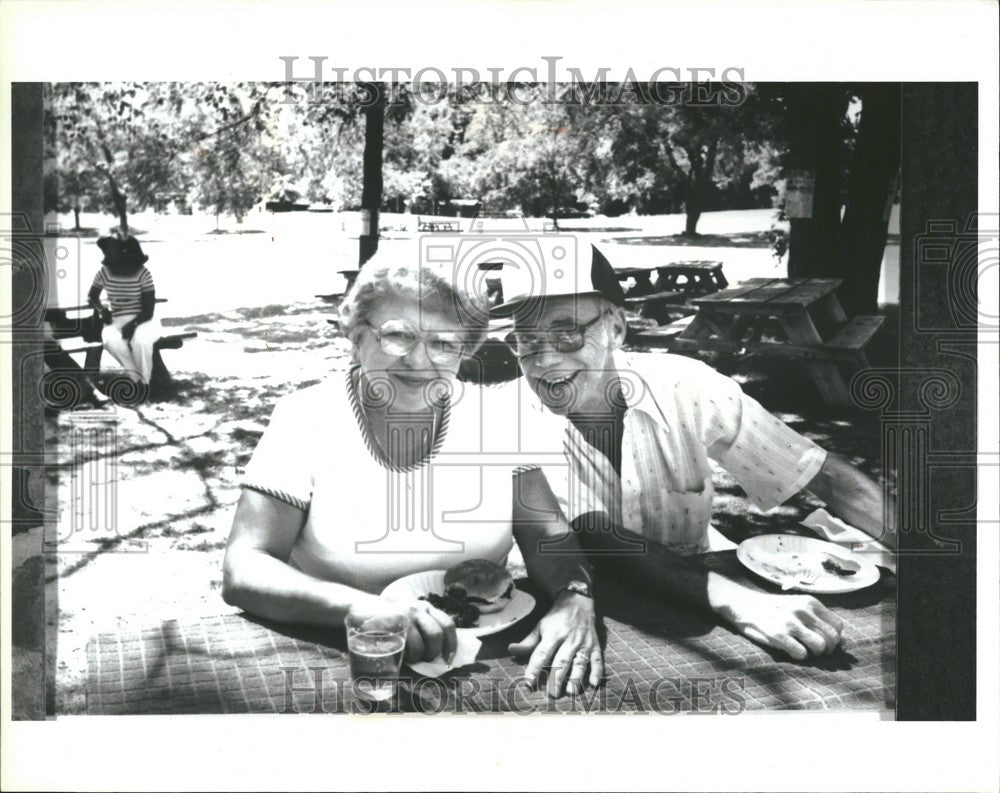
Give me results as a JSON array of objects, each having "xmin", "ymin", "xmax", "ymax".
[{"xmin": 46, "ymin": 81, "xmax": 791, "ymax": 235}]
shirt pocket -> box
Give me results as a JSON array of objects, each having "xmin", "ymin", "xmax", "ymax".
[{"xmin": 638, "ymin": 481, "xmax": 714, "ymax": 555}]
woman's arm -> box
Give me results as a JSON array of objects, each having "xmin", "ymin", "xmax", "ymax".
[
  {"xmin": 223, "ymin": 489, "xmax": 457, "ymax": 662},
  {"xmin": 136, "ymin": 289, "xmax": 155, "ymax": 323},
  {"xmin": 87, "ymin": 283, "xmax": 104, "ymax": 312},
  {"xmin": 121, "ymin": 289, "xmax": 156, "ymax": 341},
  {"xmin": 223, "ymin": 488, "xmax": 381, "ymax": 625},
  {"xmin": 509, "ymin": 469, "xmax": 603, "ymax": 698}
]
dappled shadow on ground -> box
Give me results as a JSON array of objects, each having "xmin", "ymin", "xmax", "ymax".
[
  {"xmin": 555, "ymin": 225, "xmax": 642, "ymax": 234},
  {"xmin": 609, "ymin": 231, "xmax": 773, "ymax": 248}
]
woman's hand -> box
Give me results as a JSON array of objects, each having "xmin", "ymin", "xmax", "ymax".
[
  {"xmin": 508, "ymin": 591, "xmax": 603, "ymax": 699},
  {"xmin": 718, "ymin": 589, "xmax": 845, "ymax": 660},
  {"xmin": 121, "ymin": 319, "xmax": 139, "ymax": 342},
  {"xmin": 401, "ymin": 599, "xmax": 458, "ymax": 664}
]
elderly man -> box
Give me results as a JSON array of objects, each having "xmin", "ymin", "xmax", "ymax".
[{"xmin": 493, "ymin": 243, "xmax": 893, "ymax": 661}]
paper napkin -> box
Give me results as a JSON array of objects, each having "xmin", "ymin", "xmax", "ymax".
[
  {"xmin": 800, "ymin": 507, "xmax": 896, "ymax": 573},
  {"xmin": 406, "ymin": 630, "xmax": 482, "ymax": 678}
]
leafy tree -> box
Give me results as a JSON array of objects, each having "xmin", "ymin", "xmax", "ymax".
[
  {"xmin": 46, "ymin": 82, "xmax": 281, "ymax": 232},
  {"xmin": 606, "ymin": 85, "xmax": 782, "ymax": 233}
]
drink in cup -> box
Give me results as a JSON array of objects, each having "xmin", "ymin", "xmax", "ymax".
[{"xmin": 345, "ymin": 604, "xmax": 409, "ymax": 702}]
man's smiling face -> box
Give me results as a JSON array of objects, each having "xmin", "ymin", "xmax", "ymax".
[{"xmin": 512, "ymin": 295, "xmax": 625, "ymax": 416}]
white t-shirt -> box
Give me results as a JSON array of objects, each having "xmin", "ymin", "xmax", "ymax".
[
  {"xmin": 241, "ymin": 370, "xmax": 569, "ymax": 594},
  {"xmin": 523, "ymin": 352, "xmax": 828, "ymax": 555}
]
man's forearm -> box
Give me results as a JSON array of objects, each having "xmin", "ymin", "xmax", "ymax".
[
  {"xmin": 512, "ymin": 471, "xmax": 594, "ymax": 602},
  {"xmin": 571, "ymin": 512, "xmax": 737, "ymax": 614}
]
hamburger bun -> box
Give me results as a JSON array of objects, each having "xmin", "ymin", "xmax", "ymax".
[{"xmin": 444, "ymin": 559, "xmax": 514, "ymax": 614}]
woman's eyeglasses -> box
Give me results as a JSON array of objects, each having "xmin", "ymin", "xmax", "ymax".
[
  {"xmin": 365, "ymin": 320, "xmax": 465, "ymax": 365},
  {"xmin": 504, "ymin": 312, "xmax": 605, "ymax": 358}
]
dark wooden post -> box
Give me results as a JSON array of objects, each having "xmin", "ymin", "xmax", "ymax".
[
  {"xmin": 359, "ymin": 82, "xmax": 385, "ymax": 267},
  {"xmin": 836, "ymin": 83, "xmax": 901, "ymax": 316},
  {"xmin": 11, "ymin": 82, "xmax": 49, "ymax": 719},
  {"xmin": 784, "ymin": 83, "xmax": 850, "ymax": 278}
]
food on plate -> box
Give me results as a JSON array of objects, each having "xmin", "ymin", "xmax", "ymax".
[
  {"xmin": 443, "ymin": 559, "xmax": 515, "ymax": 614},
  {"xmin": 820, "ymin": 553, "xmax": 860, "ymax": 577},
  {"xmin": 416, "ymin": 560, "xmax": 516, "ymax": 628},
  {"xmin": 745, "ymin": 546, "xmax": 860, "ymax": 584},
  {"xmin": 418, "ymin": 591, "xmax": 482, "ymax": 628}
]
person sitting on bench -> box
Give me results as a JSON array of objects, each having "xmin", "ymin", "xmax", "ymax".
[{"xmin": 87, "ymin": 233, "xmax": 162, "ymax": 391}]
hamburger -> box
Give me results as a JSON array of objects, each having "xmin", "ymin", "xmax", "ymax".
[{"xmin": 443, "ymin": 559, "xmax": 515, "ymax": 614}]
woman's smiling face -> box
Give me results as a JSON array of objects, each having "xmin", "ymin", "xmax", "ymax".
[{"xmin": 354, "ymin": 294, "xmax": 467, "ymax": 412}]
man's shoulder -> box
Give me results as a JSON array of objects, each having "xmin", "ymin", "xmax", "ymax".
[{"xmin": 617, "ymin": 351, "xmax": 720, "ymax": 388}]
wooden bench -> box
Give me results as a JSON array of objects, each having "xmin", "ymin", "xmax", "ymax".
[
  {"xmin": 624, "ymin": 291, "xmax": 696, "ymax": 324},
  {"xmin": 665, "ymin": 314, "xmax": 885, "ymax": 365},
  {"xmin": 45, "ymin": 302, "xmax": 197, "ymax": 402},
  {"xmin": 627, "ymin": 315, "xmax": 697, "ymax": 347}
]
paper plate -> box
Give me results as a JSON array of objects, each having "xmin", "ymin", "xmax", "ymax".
[
  {"xmin": 381, "ymin": 570, "xmax": 536, "ymax": 637},
  {"xmin": 737, "ymin": 534, "xmax": 880, "ymax": 594}
]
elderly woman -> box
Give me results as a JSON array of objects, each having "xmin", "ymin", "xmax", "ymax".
[{"xmin": 223, "ymin": 244, "xmax": 602, "ymax": 698}]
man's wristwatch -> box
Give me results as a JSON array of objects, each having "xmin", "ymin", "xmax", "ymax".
[{"xmin": 560, "ymin": 579, "xmax": 593, "ymax": 599}]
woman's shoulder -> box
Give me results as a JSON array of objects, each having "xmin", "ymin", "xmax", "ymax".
[
  {"xmin": 275, "ymin": 377, "xmax": 350, "ymax": 413},
  {"xmin": 267, "ymin": 377, "xmax": 354, "ymax": 434}
]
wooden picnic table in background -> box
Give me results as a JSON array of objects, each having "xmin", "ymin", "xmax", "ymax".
[
  {"xmin": 85, "ymin": 549, "xmax": 894, "ymax": 715},
  {"xmin": 664, "ymin": 278, "xmax": 885, "ymax": 407},
  {"xmin": 619, "ymin": 260, "xmax": 727, "ymax": 326}
]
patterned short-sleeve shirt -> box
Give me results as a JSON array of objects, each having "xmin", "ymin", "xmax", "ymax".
[{"xmin": 542, "ymin": 352, "xmax": 827, "ymax": 555}]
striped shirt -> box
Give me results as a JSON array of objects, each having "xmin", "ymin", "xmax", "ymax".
[{"xmin": 90, "ymin": 266, "xmax": 154, "ymax": 316}]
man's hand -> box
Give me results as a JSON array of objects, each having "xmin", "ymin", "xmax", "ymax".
[
  {"xmin": 508, "ymin": 591, "xmax": 603, "ymax": 698},
  {"xmin": 718, "ymin": 589, "xmax": 845, "ymax": 660},
  {"xmin": 121, "ymin": 320, "xmax": 138, "ymax": 342}
]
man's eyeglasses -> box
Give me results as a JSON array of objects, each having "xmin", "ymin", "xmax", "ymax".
[
  {"xmin": 365, "ymin": 320, "xmax": 465, "ymax": 365},
  {"xmin": 504, "ymin": 312, "xmax": 605, "ymax": 358}
]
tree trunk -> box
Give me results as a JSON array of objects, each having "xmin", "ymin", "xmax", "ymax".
[
  {"xmin": 107, "ymin": 177, "xmax": 128, "ymax": 233},
  {"xmin": 73, "ymin": 205, "xmax": 81, "ymax": 231},
  {"xmin": 684, "ymin": 206, "xmax": 701, "ymax": 235},
  {"xmin": 835, "ymin": 83, "xmax": 901, "ymax": 316},
  {"xmin": 784, "ymin": 84, "xmax": 849, "ymax": 278},
  {"xmin": 359, "ymin": 82, "xmax": 385, "ymax": 267}
]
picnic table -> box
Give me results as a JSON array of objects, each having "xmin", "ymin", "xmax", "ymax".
[
  {"xmin": 638, "ymin": 278, "xmax": 885, "ymax": 407},
  {"xmin": 85, "ymin": 550, "xmax": 894, "ymax": 715},
  {"xmin": 653, "ymin": 260, "xmax": 728, "ymax": 293},
  {"xmin": 618, "ymin": 261, "xmax": 727, "ymax": 325},
  {"xmin": 417, "ymin": 218, "xmax": 462, "ymax": 233}
]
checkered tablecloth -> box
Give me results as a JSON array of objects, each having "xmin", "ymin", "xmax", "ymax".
[{"xmin": 86, "ymin": 552, "xmax": 895, "ymax": 715}]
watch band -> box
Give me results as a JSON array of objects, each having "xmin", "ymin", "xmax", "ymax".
[{"xmin": 561, "ymin": 579, "xmax": 593, "ymax": 599}]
